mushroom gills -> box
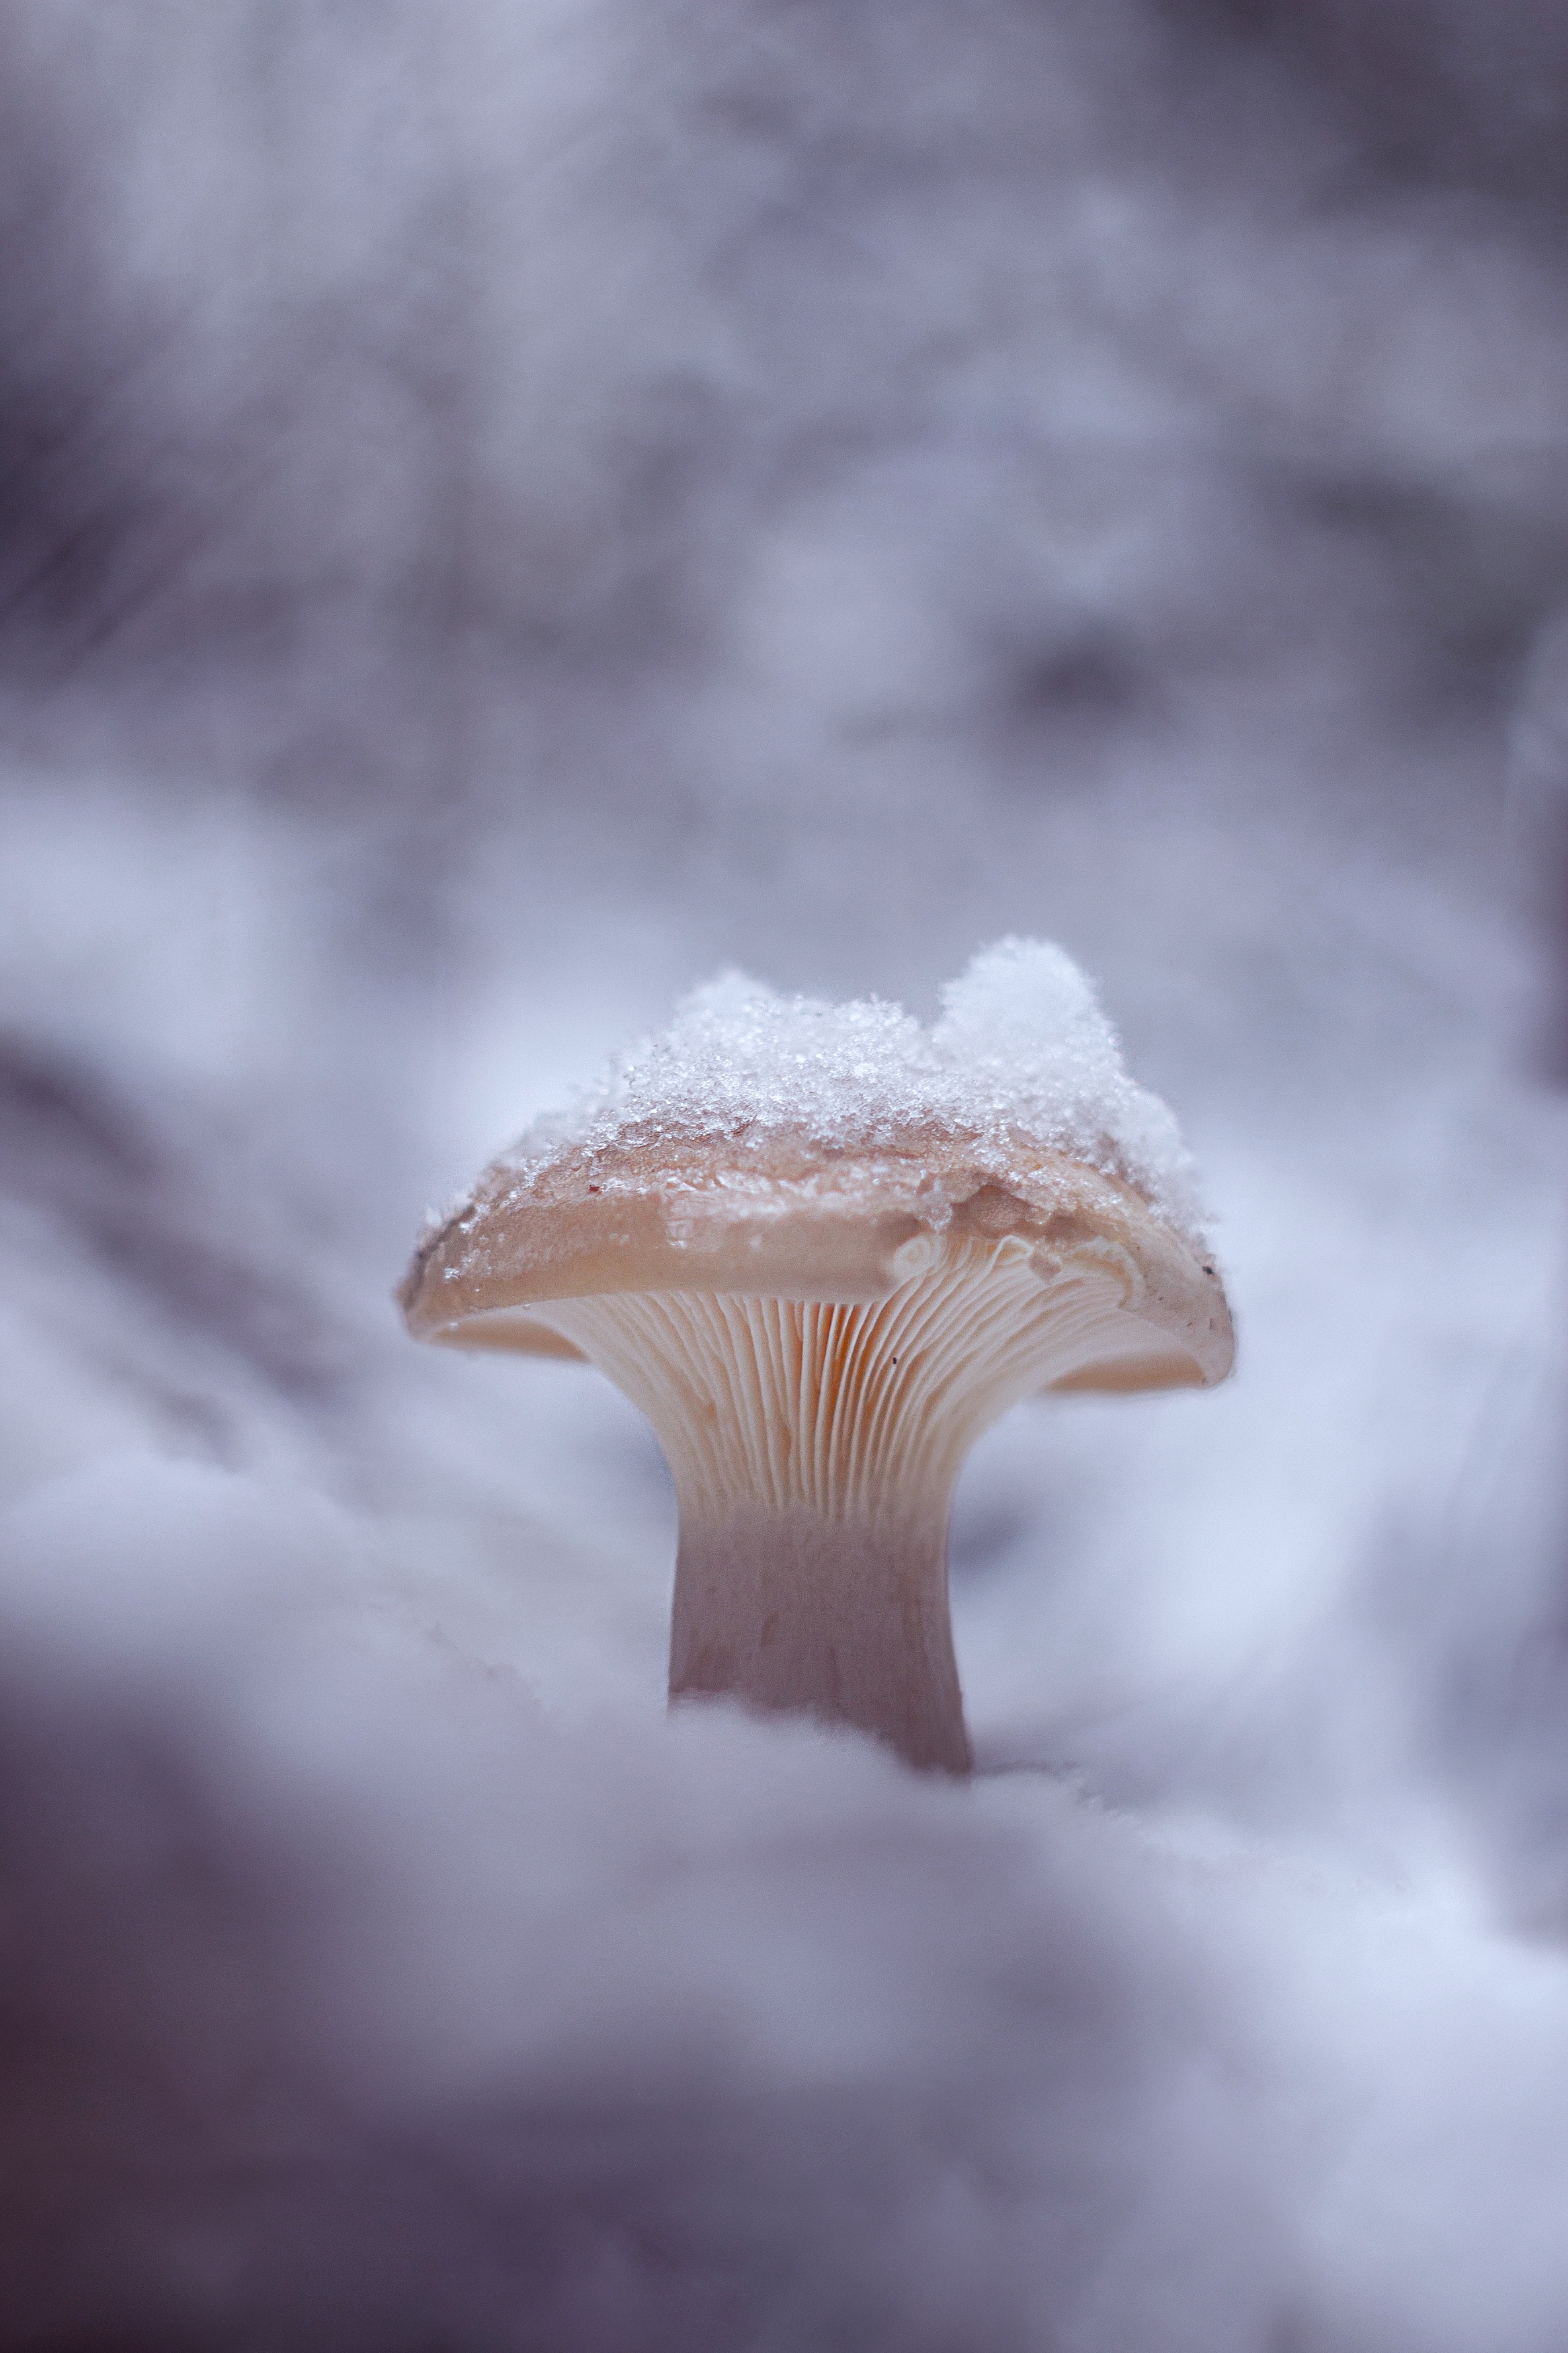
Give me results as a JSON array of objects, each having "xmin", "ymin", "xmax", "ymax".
[{"xmin": 528, "ymin": 1232, "xmax": 1200, "ymax": 1771}]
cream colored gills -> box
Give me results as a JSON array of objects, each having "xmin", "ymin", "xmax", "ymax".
[{"xmin": 529, "ymin": 1234, "xmax": 1178, "ymax": 1775}]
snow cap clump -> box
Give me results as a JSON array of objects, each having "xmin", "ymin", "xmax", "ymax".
[
  {"xmin": 515, "ymin": 939, "xmax": 1202, "ymax": 1235},
  {"xmin": 933, "ymin": 939, "xmax": 1197, "ymax": 1228}
]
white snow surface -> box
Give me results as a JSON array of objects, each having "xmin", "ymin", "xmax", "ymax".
[{"xmin": 506, "ymin": 938, "xmax": 1202, "ymax": 1234}]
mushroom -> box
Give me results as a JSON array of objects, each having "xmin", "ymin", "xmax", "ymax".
[{"xmin": 401, "ymin": 943, "xmax": 1233, "ymax": 1773}]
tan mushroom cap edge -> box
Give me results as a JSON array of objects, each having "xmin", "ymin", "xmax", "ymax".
[{"xmin": 400, "ymin": 1128, "xmax": 1234, "ymax": 1394}]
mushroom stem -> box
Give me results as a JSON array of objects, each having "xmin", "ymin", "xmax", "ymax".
[{"xmin": 668, "ymin": 1494, "xmax": 968, "ymax": 1771}]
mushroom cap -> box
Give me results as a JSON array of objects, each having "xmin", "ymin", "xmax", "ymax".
[{"xmin": 400, "ymin": 1127, "xmax": 1233, "ymax": 1394}]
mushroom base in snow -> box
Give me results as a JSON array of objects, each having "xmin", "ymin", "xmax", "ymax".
[{"xmin": 667, "ymin": 1505, "xmax": 964, "ymax": 1773}]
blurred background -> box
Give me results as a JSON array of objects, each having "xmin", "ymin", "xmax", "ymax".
[{"xmin": 5, "ymin": 4, "xmax": 1568, "ymax": 2347}]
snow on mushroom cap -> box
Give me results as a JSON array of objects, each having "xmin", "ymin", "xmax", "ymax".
[
  {"xmin": 503, "ymin": 940, "xmax": 1204, "ymax": 1238},
  {"xmin": 933, "ymin": 939, "xmax": 1200, "ymax": 1234}
]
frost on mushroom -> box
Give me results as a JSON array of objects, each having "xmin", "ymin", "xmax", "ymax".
[{"xmin": 400, "ymin": 941, "xmax": 1233, "ymax": 1773}]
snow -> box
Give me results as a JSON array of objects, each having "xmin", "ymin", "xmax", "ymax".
[
  {"xmin": 13, "ymin": 7, "xmax": 1568, "ymax": 2343},
  {"xmin": 504, "ymin": 939, "xmax": 1202, "ymax": 1236}
]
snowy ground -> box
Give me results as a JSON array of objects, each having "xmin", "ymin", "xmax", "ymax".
[{"xmin": 5, "ymin": 5, "xmax": 1568, "ymax": 2347}]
